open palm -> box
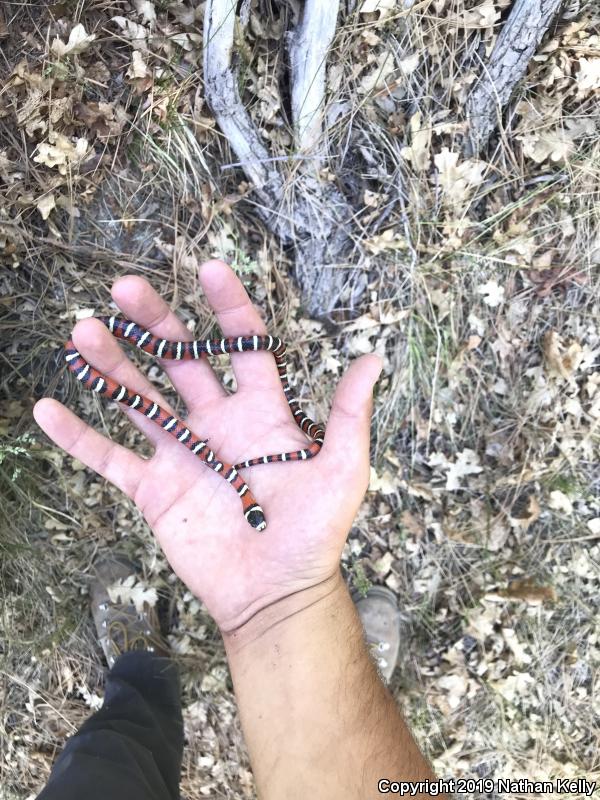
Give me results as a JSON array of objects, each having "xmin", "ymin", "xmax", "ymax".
[{"xmin": 34, "ymin": 261, "xmax": 382, "ymax": 632}]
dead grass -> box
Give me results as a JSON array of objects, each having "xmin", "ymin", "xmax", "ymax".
[{"xmin": 1, "ymin": 0, "xmax": 599, "ymax": 797}]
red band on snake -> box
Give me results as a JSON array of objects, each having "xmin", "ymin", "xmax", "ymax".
[{"xmin": 64, "ymin": 316, "xmax": 325, "ymax": 532}]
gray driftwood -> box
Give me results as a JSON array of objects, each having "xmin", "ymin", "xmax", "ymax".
[
  {"xmin": 465, "ymin": 0, "xmax": 563, "ymax": 155},
  {"xmin": 204, "ymin": 0, "xmax": 359, "ymax": 318}
]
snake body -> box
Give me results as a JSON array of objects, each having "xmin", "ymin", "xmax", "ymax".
[{"xmin": 64, "ymin": 316, "xmax": 325, "ymax": 532}]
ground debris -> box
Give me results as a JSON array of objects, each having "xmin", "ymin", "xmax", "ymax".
[{"xmin": 2, "ymin": 0, "xmax": 600, "ymax": 796}]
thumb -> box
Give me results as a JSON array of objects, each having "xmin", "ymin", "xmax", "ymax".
[{"xmin": 322, "ymin": 353, "xmax": 383, "ymax": 461}]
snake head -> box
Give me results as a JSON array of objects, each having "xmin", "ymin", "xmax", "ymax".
[{"xmin": 245, "ymin": 505, "xmax": 267, "ymax": 532}]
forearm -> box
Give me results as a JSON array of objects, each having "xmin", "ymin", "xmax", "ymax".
[{"xmin": 223, "ymin": 570, "xmax": 438, "ymax": 800}]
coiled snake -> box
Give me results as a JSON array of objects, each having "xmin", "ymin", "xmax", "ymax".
[{"xmin": 64, "ymin": 316, "xmax": 325, "ymax": 532}]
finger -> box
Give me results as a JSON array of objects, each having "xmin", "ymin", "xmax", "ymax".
[
  {"xmin": 111, "ymin": 275, "xmax": 226, "ymax": 412},
  {"xmin": 34, "ymin": 398, "xmax": 145, "ymax": 500},
  {"xmin": 199, "ymin": 260, "xmax": 281, "ymax": 391},
  {"xmin": 321, "ymin": 354, "xmax": 383, "ymax": 468},
  {"xmin": 72, "ymin": 317, "xmax": 179, "ymax": 449}
]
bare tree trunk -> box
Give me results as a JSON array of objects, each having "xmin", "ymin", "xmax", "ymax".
[
  {"xmin": 203, "ymin": 0, "xmax": 360, "ymax": 319},
  {"xmin": 465, "ymin": 0, "xmax": 563, "ymax": 155}
]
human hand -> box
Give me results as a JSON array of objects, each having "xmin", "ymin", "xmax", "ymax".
[{"xmin": 34, "ymin": 261, "xmax": 382, "ymax": 632}]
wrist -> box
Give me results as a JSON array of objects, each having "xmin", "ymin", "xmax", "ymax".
[{"xmin": 221, "ymin": 569, "xmax": 348, "ymax": 657}]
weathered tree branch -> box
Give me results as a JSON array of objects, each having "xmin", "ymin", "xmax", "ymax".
[
  {"xmin": 203, "ymin": 0, "xmax": 360, "ymax": 318},
  {"xmin": 465, "ymin": 0, "xmax": 563, "ymax": 155},
  {"xmin": 203, "ymin": 0, "xmax": 282, "ymax": 196},
  {"xmin": 288, "ymin": 0, "xmax": 340, "ymax": 153}
]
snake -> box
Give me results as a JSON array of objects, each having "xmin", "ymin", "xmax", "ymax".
[{"xmin": 64, "ymin": 316, "xmax": 325, "ymax": 533}]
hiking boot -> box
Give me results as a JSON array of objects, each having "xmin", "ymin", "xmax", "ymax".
[
  {"xmin": 90, "ymin": 554, "xmax": 169, "ymax": 668},
  {"xmin": 352, "ymin": 586, "xmax": 401, "ymax": 682}
]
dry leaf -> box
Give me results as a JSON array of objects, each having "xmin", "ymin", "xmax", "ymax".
[
  {"xmin": 528, "ymin": 265, "xmax": 588, "ymax": 298},
  {"xmin": 521, "ymin": 118, "xmax": 596, "ymax": 164},
  {"xmin": 344, "ymin": 312, "xmax": 381, "ymax": 333},
  {"xmin": 527, "ymin": 131, "xmax": 571, "ymax": 163},
  {"xmin": 428, "ymin": 449, "xmax": 483, "ymax": 491},
  {"xmin": 569, "ymin": 549, "xmax": 596, "ymax": 579},
  {"xmin": 401, "ymin": 111, "xmax": 431, "ymax": 172},
  {"xmin": 488, "ymin": 514, "xmax": 510, "ymax": 551},
  {"xmin": 168, "ymin": 32, "xmax": 202, "ymax": 52},
  {"xmin": 532, "ymin": 250, "xmax": 553, "ymax": 270},
  {"xmin": 52, "ymin": 24, "xmax": 96, "ymax": 57},
  {"xmin": 466, "ymin": 604, "xmax": 496, "ymax": 639},
  {"xmin": 502, "ymin": 628, "xmax": 531, "ymax": 665},
  {"xmin": 36, "ymin": 193, "xmax": 56, "ymax": 220},
  {"xmin": 364, "ymin": 227, "xmax": 406, "ymax": 255},
  {"xmin": 127, "ymin": 50, "xmax": 150, "ymax": 80},
  {"xmin": 134, "ymin": 0, "xmax": 157, "ymax": 24},
  {"xmin": 374, "ymin": 551, "xmax": 394, "ymax": 575},
  {"xmin": 543, "ymin": 330, "xmax": 583, "ymax": 381},
  {"xmin": 477, "ymin": 280, "xmax": 505, "ymax": 308},
  {"xmin": 77, "ymin": 684, "xmax": 103, "ymax": 711},
  {"xmin": 450, "ymin": 0, "xmax": 499, "ymax": 29},
  {"xmin": 16, "ymin": 86, "xmax": 47, "ymax": 136},
  {"xmin": 433, "ymin": 148, "xmax": 487, "ymax": 207},
  {"xmin": 112, "ymin": 16, "xmax": 149, "ymax": 47},
  {"xmin": 436, "ymin": 673, "xmax": 469, "ymax": 710},
  {"xmin": 74, "ymin": 102, "xmax": 123, "ymax": 138},
  {"xmin": 549, "ymin": 490, "xmax": 573, "ymax": 514},
  {"xmin": 107, "ymin": 575, "xmax": 157, "ymax": 613},
  {"xmin": 576, "ymin": 58, "xmax": 600, "ymax": 94},
  {"xmin": 491, "ymin": 671, "xmax": 534, "ymax": 703},
  {"xmin": 398, "ymin": 52, "xmax": 419, "ymax": 76},
  {"xmin": 363, "ymin": 190, "xmax": 381, "ymax": 208},
  {"xmin": 360, "ymin": 0, "xmax": 396, "ymax": 18},
  {"xmin": 74, "ymin": 308, "xmax": 95, "ymax": 321},
  {"xmin": 587, "ymin": 518, "xmax": 600, "ymax": 535},
  {"xmin": 359, "ymin": 51, "xmax": 396, "ymax": 95},
  {"xmin": 400, "ymin": 510, "xmax": 425, "ymax": 538},
  {"xmin": 33, "ymin": 134, "xmax": 89, "ymax": 175},
  {"xmin": 510, "ymin": 495, "xmax": 541, "ymax": 531},
  {"xmin": 368, "ymin": 466, "xmax": 397, "ymax": 494}
]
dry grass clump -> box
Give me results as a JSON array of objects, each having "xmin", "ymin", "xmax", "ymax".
[{"xmin": 1, "ymin": 1, "xmax": 599, "ymax": 797}]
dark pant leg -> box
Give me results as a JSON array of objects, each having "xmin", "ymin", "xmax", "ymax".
[{"xmin": 37, "ymin": 651, "xmax": 184, "ymax": 800}]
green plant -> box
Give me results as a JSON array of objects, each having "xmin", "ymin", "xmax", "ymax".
[{"xmin": 348, "ymin": 560, "xmax": 372, "ymax": 598}]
